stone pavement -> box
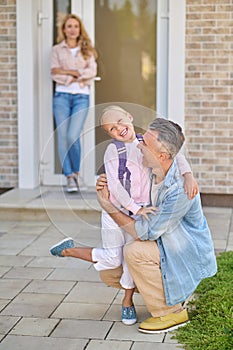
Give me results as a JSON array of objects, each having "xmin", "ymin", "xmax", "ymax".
[{"xmin": 0, "ymin": 187, "xmax": 232, "ymax": 350}]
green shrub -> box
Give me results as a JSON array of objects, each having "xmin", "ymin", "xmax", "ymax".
[{"xmin": 173, "ymin": 251, "xmax": 233, "ymax": 350}]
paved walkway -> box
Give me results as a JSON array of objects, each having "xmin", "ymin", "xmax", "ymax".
[{"xmin": 0, "ymin": 187, "xmax": 232, "ymax": 349}]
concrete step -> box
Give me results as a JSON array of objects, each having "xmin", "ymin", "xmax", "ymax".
[{"xmin": 0, "ymin": 187, "xmax": 101, "ymax": 221}]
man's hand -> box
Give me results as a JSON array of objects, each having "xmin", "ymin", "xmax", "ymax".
[
  {"xmin": 183, "ymin": 172, "xmax": 199, "ymax": 200},
  {"xmin": 136, "ymin": 206, "xmax": 158, "ymax": 221}
]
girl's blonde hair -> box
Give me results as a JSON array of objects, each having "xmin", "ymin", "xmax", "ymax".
[
  {"xmin": 100, "ymin": 105, "xmax": 129, "ymax": 126},
  {"xmin": 56, "ymin": 14, "xmax": 97, "ymax": 60}
]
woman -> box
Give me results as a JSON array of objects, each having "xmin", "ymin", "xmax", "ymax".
[{"xmin": 51, "ymin": 14, "xmax": 97, "ymax": 192}]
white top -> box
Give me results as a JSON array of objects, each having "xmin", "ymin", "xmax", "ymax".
[{"xmin": 104, "ymin": 138, "xmax": 151, "ymax": 216}]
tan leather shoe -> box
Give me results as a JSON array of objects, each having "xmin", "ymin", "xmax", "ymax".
[{"xmin": 138, "ymin": 309, "xmax": 189, "ymax": 334}]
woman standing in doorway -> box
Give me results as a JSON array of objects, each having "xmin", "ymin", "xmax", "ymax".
[{"xmin": 51, "ymin": 14, "xmax": 97, "ymax": 192}]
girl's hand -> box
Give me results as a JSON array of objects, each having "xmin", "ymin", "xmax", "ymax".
[
  {"xmin": 96, "ymin": 173, "xmax": 107, "ymax": 191},
  {"xmin": 183, "ymin": 172, "xmax": 199, "ymax": 200},
  {"xmin": 136, "ymin": 206, "xmax": 158, "ymax": 221}
]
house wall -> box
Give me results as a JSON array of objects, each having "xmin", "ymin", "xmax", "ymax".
[
  {"xmin": 0, "ymin": 0, "xmax": 17, "ymax": 188},
  {"xmin": 185, "ymin": 0, "xmax": 233, "ymax": 194},
  {"xmin": 0, "ymin": 0, "xmax": 232, "ymax": 194}
]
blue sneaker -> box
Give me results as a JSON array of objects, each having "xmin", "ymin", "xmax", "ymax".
[
  {"xmin": 50, "ymin": 237, "xmax": 74, "ymax": 257},
  {"xmin": 122, "ymin": 304, "xmax": 137, "ymax": 325}
]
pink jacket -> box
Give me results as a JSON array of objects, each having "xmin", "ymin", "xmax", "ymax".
[{"xmin": 51, "ymin": 40, "xmax": 97, "ymax": 87}]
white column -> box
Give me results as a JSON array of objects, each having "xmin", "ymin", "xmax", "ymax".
[
  {"xmin": 17, "ymin": 0, "xmax": 40, "ymax": 188},
  {"xmin": 168, "ymin": 0, "xmax": 186, "ymax": 128}
]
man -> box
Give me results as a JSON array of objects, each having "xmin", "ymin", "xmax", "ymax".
[{"xmin": 96, "ymin": 118, "xmax": 217, "ymax": 334}]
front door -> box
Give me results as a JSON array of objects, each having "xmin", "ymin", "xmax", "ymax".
[{"xmin": 39, "ymin": 0, "xmax": 161, "ymax": 187}]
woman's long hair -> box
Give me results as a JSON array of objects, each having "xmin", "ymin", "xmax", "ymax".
[{"xmin": 56, "ymin": 14, "xmax": 97, "ymax": 60}]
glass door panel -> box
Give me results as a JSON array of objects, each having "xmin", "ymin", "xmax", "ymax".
[{"xmin": 95, "ymin": 0, "xmax": 157, "ymax": 173}]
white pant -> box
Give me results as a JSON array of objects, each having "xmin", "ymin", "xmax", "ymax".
[{"xmin": 92, "ymin": 210, "xmax": 135, "ymax": 289}]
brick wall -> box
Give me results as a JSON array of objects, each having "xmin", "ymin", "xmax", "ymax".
[
  {"xmin": 0, "ymin": 0, "xmax": 17, "ymax": 188},
  {"xmin": 185, "ymin": 0, "xmax": 233, "ymax": 194}
]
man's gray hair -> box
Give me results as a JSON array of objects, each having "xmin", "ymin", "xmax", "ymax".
[{"xmin": 149, "ymin": 118, "xmax": 185, "ymax": 158}]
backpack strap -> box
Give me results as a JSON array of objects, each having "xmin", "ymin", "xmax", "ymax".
[
  {"xmin": 136, "ymin": 133, "xmax": 144, "ymax": 143},
  {"xmin": 112, "ymin": 139, "xmax": 131, "ymax": 195},
  {"xmin": 111, "ymin": 134, "xmax": 143, "ymax": 196}
]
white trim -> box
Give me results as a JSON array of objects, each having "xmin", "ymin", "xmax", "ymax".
[
  {"xmin": 156, "ymin": 0, "xmax": 169, "ymax": 118},
  {"xmin": 17, "ymin": 0, "xmax": 40, "ymax": 188},
  {"xmin": 168, "ymin": 0, "xmax": 185, "ymax": 128}
]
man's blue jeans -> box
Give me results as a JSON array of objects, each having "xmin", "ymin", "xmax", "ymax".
[{"xmin": 53, "ymin": 92, "xmax": 89, "ymax": 176}]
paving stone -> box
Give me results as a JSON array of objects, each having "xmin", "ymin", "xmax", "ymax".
[
  {"xmin": 64, "ymin": 281, "xmax": 118, "ymax": 304},
  {"xmin": 10, "ymin": 317, "xmax": 59, "ymax": 336},
  {"xmin": 0, "ymin": 335, "xmax": 88, "ymax": 350},
  {"xmin": 51, "ymin": 319, "xmax": 112, "ymax": 339},
  {"xmin": 8, "ymin": 224, "xmax": 48, "ymax": 235},
  {"xmin": 0, "ymin": 267, "xmax": 11, "ymax": 278},
  {"xmin": 23, "ymin": 280, "xmax": 75, "ymax": 294},
  {"xmin": 0, "ymin": 279, "xmax": 30, "ymax": 299},
  {"xmin": 51, "ymin": 302, "xmax": 109, "ymax": 320},
  {"xmin": 0, "ymin": 315, "xmax": 20, "ymax": 334},
  {"xmin": 0, "ymin": 299, "xmax": 10, "ymax": 312},
  {"xmin": 0, "ymin": 234, "xmax": 37, "ymax": 255},
  {"xmin": 0, "ymin": 255, "xmax": 33, "ymax": 267},
  {"xmin": 1, "ymin": 293, "xmax": 64, "ymax": 318},
  {"xmin": 132, "ymin": 343, "xmax": 183, "ymax": 349},
  {"xmin": 3, "ymin": 267, "xmax": 53, "ymax": 280},
  {"xmin": 107, "ymin": 321, "xmax": 164, "ymax": 342},
  {"xmin": 28, "ymin": 256, "xmax": 92, "ymax": 269},
  {"xmin": 47, "ymin": 267, "xmax": 101, "ymax": 282},
  {"xmin": 164, "ymin": 332, "xmax": 179, "ymax": 343},
  {"xmin": 86, "ymin": 340, "xmax": 132, "ymax": 350}
]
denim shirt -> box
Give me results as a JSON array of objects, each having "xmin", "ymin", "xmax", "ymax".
[{"xmin": 135, "ymin": 160, "xmax": 217, "ymax": 306}]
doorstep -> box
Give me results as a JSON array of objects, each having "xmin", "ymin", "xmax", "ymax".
[{"xmin": 0, "ymin": 186, "xmax": 101, "ymax": 221}]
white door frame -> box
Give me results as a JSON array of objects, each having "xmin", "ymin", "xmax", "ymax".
[{"xmin": 17, "ymin": 0, "xmax": 186, "ymax": 189}]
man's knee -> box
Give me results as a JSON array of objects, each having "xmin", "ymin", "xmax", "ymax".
[{"xmin": 123, "ymin": 240, "xmax": 143, "ymax": 264}]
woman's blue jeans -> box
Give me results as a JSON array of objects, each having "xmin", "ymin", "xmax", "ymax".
[{"xmin": 53, "ymin": 92, "xmax": 89, "ymax": 176}]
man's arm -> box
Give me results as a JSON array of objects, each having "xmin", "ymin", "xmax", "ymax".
[{"xmin": 97, "ymin": 185, "xmax": 139, "ymax": 239}]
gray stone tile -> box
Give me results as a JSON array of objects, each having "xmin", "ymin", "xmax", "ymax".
[
  {"xmin": 0, "ymin": 255, "xmax": 33, "ymax": 267},
  {"xmin": 10, "ymin": 317, "xmax": 59, "ymax": 336},
  {"xmin": 213, "ymin": 239, "xmax": 227, "ymax": 250},
  {"xmin": 0, "ymin": 234, "xmax": 37, "ymax": 255},
  {"xmin": 86, "ymin": 340, "xmax": 132, "ymax": 350},
  {"xmin": 0, "ymin": 279, "xmax": 30, "ymax": 299},
  {"xmin": 23, "ymin": 280, "xmax": 75, "ymax": 294},
  {"xmin": 1, "ymin": 293, "xmax": 64, "ymax": 317},
  {"xmin": 0, "ymin": 266, "xmax": 11, "ymax": 277},
  {"xmin": 164, "ymin": 332, "xmax": 179, "ymax": 344},
  {"xmin": 107, "ymin": 322, "xmax": 164, "ymax": 342},
  {"xmin": 3, "ymin": 267, "xmax": 53, "ymax": 280},
  {"xmin": 47, "ymin": 267, "xmax": 101, "ymax": 282},
  {"xmin": 0, "ymin": 335, "xmax": 88, "ymax": 350},
  {"xmin": 113, "ymin": 290, "xmax": 145, "ymax": 305},
  {"xmin": 51, "ymin": 302, "xmax": 109, "ymax": 320},
  {"xmin": 132, "ymin": 343, "xmax": 183, "ymax": 349},
  {"xmin": 8, "ymin": 224, "xmax": 48, "ymax": 235},
  {"xmin": 0, "ymin": 222, "xmax": 17, "ymax": 233},
  {"xmin": 64, "ymin": 282, "xmax": 118, "ymax": 304},
  {"xmin": 0, "ymin": 315, "xmax": 20, "ymax": 334},
  {"xmin": 0, "ymin": 299, "xmax": 10, "ymax": 312},
  {"xmin": 28, "ymin": 256, "xmax": 91, "ymax": 269},
  {"xmin": 51, "ymin": 319, "xmax": 112, "ymax": 339}
]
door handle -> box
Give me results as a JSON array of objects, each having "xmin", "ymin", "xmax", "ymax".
[
  {"xmin": 37, "ymin": 11, "xmax": 49, "ymax": 26},
  {"xmin": 94, "ymin": 77, "xmax": 101, "ymax": 81}
]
